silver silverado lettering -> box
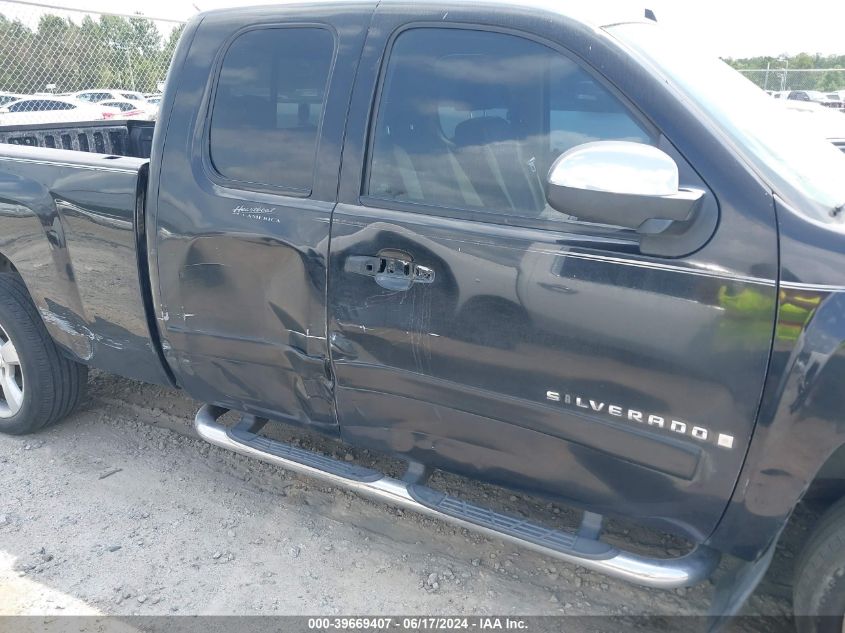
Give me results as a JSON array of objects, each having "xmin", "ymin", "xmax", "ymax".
[{"xmin": 546, "ymin": 390, "xmax": 734, "ymax": 450}]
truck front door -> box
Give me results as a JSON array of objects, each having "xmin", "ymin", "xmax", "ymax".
[{"xmin": 327, "ymin": 7, "xmax": 779, "ymax": 541}]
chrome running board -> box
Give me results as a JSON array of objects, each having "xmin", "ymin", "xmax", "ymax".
[{"xmin": 194, "ymin": 405, "xmax": 719, "ymax": 589}]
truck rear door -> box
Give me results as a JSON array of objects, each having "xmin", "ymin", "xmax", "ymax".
[
  {"xmin": 327, "ymin": 3, "xmax": 780, "ymax": 542},
  {"xmin": 150, "ymin": 3, "xmax": 374, "ymax": 430}
]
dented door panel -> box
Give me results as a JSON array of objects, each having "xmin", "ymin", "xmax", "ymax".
[
  {"xmin": 328, "ymin": 3, "xmax": 779, "ymax": 542},
  {"xmin": 149, "ymin": 3, "xmax": 375, "ymax": 428},
  {"xmin": 327, "ymin": 203, "xmax": 776, "ymax": 541}
]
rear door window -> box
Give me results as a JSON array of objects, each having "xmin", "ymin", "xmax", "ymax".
[
  {"xmin": 43, "ymin": 100, "xmax": 74, "ymax": 110},
  {"xmin": 9, "ymin": 100, "xmax": 54, "ymax": 112},
  {"xmin": 8, "ymin": 100, "xmax": 32, "ymax": 112},
  {"xmin": 79, "ymin": 92, "xmax": 110, "ymax": 103},
  {"xmin": 103, "ymin": 101, "xmax": 132, "ymax": 112},
  {"xmin": 208, "ymin": 27, "xmax": 335, "ymax": 193},
  {"xmin": 366, "ymin": 28, "xmax": 652, "ymax": 222}
]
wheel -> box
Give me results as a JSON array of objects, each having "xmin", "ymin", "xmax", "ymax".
[
  {"xmin": 794, "ymin": 496, "xmax": 845, "ymax": 633},
  {"xmin": 0, "ymin": 273, "xmax": 87, "ymax": 435}
]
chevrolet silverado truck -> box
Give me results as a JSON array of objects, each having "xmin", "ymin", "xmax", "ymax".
[{"xmin": 0, "ymin": 2, "xmax": 844, "ymax": 629}]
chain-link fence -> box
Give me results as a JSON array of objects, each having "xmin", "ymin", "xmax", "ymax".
[
  {"xmin": 0, "ymin": 0, "xmax": 842, "ymax": 125},
  {"xmin": 0, "ymin": 0, "xmax": 184, "ymax": 97},
  {"xmin": 738, "ymin": 68, "xmax": 845, "ymax": 93}
]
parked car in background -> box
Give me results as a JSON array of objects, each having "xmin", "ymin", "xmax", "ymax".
[
  {"xmin": 0, "ymin": 96, "xmax": 120, "ymax": 126},
  {"xmin": 72, "ymin": 89, "xmax": 147, "ymax": 104},
  {"xmin": 98, "ymin": 99, "xmax": 157, "ymax": 121},
  {"xmin": 0, "ymin": 92, "xmax": 28, "ymax": 107},
  {"xmin": 826, "ymin": 92, "xmax": 845, "ymax": 112},
  {"xmin": 781, "ymin": 100, "xmax": 845, "ymax": 153},
  {"xmin": 145, "ymin": 95, "xmax": 162, "ymax": 106},
  {"xmin": 785, "ymin": 89, "xmax": 843, "ymax": 109}
]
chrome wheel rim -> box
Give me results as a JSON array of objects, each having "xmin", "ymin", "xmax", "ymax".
[{"xmin": 0, "ymin": 322, "xmax": 23, "ymax": 418}]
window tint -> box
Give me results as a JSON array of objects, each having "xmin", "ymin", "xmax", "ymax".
[
  {"xmin": 8, "ymin": 100, "xmax": 30, "ymax": 112},
  {"xmin": 209, "ymin": 27, "xmax": 334, "ymax": 192},
  {"xmin": 78, "ymin": 92, "xmax": 109, "ymax": 103},
  {"xmin": 367, "ymin": 28, "xmax": 652, "ymax": 222},
  {"xmin": 103, "ymin": 101, "xmax": 133, "ymax": 112},
  {"xmin": 8, "ymin": 100, "xmax": 60, "ymax": 112},
  {"xmin": 43, "ymin": 100, "xmax": 74, "ymax": 110}
]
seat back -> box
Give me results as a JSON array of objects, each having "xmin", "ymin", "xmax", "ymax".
[{"xmin": 452, "ymin": 116, "xmax": 544, "ymax": 215}]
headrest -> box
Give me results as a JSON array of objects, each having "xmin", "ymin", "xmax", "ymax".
[{"xmin": 453, "ymin": 116, "xmax": 513, "ymax": 146}]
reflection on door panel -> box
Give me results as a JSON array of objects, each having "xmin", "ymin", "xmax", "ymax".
[{"xmin": 328, "ymin": 25, "xmax": 775, "ymax": 541}]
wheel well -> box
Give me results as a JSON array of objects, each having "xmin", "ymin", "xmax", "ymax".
[
  {"xmin": 0, "ymin": 252, "xmax": 18, "ymax": 275},
  {"xmin": 804, "ymin": 443, "xmax": 845, "ymax": 509}
]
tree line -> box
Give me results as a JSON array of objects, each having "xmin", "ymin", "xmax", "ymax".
[
  {"xmin": 1, "ymin": 14, "xmax": 843, "ymax": 95},
  {"xmin": 0, "ymin": 12, "xmax": 184, "ymax": 94},
  {"xmin": 724, "ymin": 53, "xmax": 845, "ymax": 91}
]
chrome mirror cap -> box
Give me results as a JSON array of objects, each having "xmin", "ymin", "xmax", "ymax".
[
  {"xmin": 545, "ymin": 140, "xmax": 704, "ymax": 232},
  {"xmin": 548, "ymin": 141, "xmax": 680, "ymax": 197}
]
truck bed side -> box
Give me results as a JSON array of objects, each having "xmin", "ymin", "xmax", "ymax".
[
  {"xmin": 0, "ymin": 144, "xmax": 172, "ymax": 386},
  {"xmin": 0, "ymin": 120, "xmax": 156, "ymax": 158}
]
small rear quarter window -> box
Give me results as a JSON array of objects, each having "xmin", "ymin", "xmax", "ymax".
[{"xmin": 208, "ymin": 27, "xmax": 335, "ymax": 193}]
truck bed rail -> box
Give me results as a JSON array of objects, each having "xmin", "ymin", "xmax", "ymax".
[{"xmin": 0, "ymin": 120, "xmax": 155, "ymax": 158}]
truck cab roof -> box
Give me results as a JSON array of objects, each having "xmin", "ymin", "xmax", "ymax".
[{"xmin": 198, "ymin": 0, "xmax": 652, "ymax": 30}]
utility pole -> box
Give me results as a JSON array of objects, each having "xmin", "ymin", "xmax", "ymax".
[
  {"xmin": 126, "ymin": 47, "xmax": 136, "ymax": 92},
  {"xmin": 780, "ymin": 58, "xmax": 789, "ymax": 91},
  {"xmin": 111, "ymin": 41, "xmax": 137, "ymax": 92}
]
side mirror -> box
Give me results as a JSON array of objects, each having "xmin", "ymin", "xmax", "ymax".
[{"xmin": 546, "ymin": 141, "xmax": 704, "ymax": 234}]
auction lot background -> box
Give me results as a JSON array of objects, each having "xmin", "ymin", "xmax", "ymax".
[{"xmin": 0, "ymin": 0, "xmax": 842, "ymax": 631}]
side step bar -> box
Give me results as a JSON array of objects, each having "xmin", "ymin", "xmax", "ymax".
[{"xmin": 194, "ymin": 405, "xmax": 719, "ymax": 589}]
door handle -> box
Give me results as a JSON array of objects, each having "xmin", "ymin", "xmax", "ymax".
[{"xmin": 345, "ymin": 255, "xmax": 435, "ymax": 291}]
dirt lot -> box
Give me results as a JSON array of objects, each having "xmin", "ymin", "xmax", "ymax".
[{"xmin": 0, "ymin": 371, "xmax": 806, "ymax": 630}]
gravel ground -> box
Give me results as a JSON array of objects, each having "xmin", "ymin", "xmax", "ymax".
[{"xmin": 0, "ymin": 371, "xmax": 808, "ymax": 631}]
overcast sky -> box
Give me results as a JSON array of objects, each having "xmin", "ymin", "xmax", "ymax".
[{"xmin": 17, "ymin": 0, "xmax": 845, "ymax": 59}]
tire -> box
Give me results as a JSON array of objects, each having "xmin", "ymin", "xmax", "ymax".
[
  {"xmin": 0, "ymin": 273, "xmax": 87, "ymax": 435},
  {"xmin": 794, "ymin": 496, "xmax": 845, "ymax": 633}
]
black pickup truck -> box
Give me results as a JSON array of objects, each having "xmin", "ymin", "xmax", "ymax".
[{"xmin": 1, "ymin": 2, "xmax": 844, "ymax": 628}]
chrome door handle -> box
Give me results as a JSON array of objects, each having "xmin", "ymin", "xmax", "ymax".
[{"xmin": 345, "ymin": 255, "xmax": 435, "ymax": 291}]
